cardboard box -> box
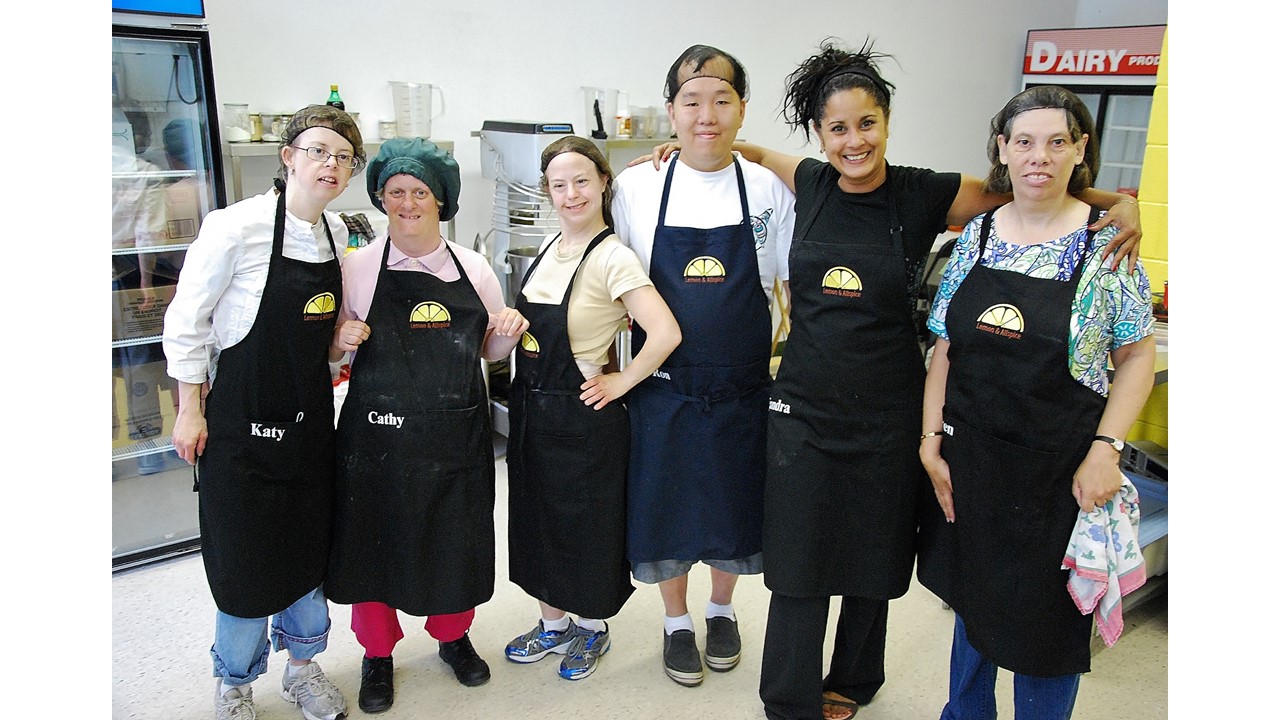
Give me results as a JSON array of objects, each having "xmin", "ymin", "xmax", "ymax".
[
  {"xmin": 112, "ymin": 284, "xmax": 177, "ymax": 342},
  {"xmin": 112, "ymin": 360, "xmax": 178, "ymax": 449},
  {"xmin": 162, "ymin": 178, "xmax": 203, "ymax": 242}
]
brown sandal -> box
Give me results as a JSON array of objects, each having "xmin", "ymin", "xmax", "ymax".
[{"xmin": 821, "ymin": 692, "xmax": 859, "ymax": 720}]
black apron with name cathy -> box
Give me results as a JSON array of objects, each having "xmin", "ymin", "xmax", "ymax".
[
  {"xmin": 198, "ymin": 186, "xmax": 341, "ymax": 619},
  {"xmin": 627, "ymin": 157, "xmax": 772, "ymax": 564},
  {"xmin": 507, "ymin": 229, "xmax": 634, "ymax": 619},
  {"xmin": 764, "ymin": 168, "xmax": 926, "ymax": 599},
  {"xmin": 917, "ymin": 208, "xmax": 1104, "ymax": 677},
  {"xmin": 326, "ymin": 238, "xmax": 494, "ymax": 617}
]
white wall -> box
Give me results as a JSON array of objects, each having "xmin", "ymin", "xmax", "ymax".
[{"xmin": 201, "ymin": 0, "xmax": 1167, "ymax": 251}]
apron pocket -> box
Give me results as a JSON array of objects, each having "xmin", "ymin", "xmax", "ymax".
[
  {"xmin": 943, "ymin": 414, "xmax": 1063, "ymax": 566},
  {"xmin": 220, "ymin": 416, "xmax": 315, "ymax": 487}
]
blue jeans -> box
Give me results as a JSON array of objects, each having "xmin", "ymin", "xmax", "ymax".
[
  {"xmin": 211, "ymin": 587, "xmax": 332, "ymax": 687},
  {"xmin": 941, "ymin": 615, "xmax": 1080, "ymax": 720}
]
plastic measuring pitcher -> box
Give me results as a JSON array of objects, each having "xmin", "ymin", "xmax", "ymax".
[{"xmin": 390, "ymin": 81, "xmax": 445, "ymax": 138}]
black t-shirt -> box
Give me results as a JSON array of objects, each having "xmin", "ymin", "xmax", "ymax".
[{"xmin": 793, "ymin": 158, "xmax": 960, "ymax": 306}]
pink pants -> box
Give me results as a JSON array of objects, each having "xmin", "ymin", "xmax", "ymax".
[{"xmin": 350, "ymin": 602, "xmax": 475, "ymax": 658}]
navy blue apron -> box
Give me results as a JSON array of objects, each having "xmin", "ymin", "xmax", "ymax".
[
  {"xmin": 507, "ymin": 229, "xmax": 634, "ymax": 618},
  {"xmin": 917, "ymin": 207, "xmax": 1104, "ymax": 676},
  {"xmin": 198, "ymin": 184, "xmax": 341, "ymax": 618},
  {"xmin": 326, "ymin": 238, "xmax": 495, "ymax": 616},
  {"xmin": 764, "ymin": 167, "xmax": 925, "ymax": 599},
  {"xmin": 627, "ymin": 156, "xmax": 772, "ymax": 564}
]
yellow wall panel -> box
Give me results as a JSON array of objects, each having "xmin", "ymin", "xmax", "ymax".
[
  {"xmin": 1147, "ymin": 86, "xmax": 1168, "ymax": 145},
  {"xmin": 1137, "ymin": 203, "xmax": 1167, "ymax": 262},
  {"xmin": 1133, "ymin": 26, "xmax": 1169, "ymax": 449},
  {"xmin": 1139, "ymin": 146, "xmax": 1168, "ymax": 204}
]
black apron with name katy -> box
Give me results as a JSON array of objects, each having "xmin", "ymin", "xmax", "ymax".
[
  {"xmin": 507, "ymin": 229, "xmax": 633, "ymax": 619},
  {"xmin": 627, "ymin": 157, "xmax": 772, "ymax": 564},
  {"xmin": 763, "ymin": 168, "xmax": 926, "ymax": 599},
  {"xmin": 917, "ymin": 208, "xmax": 1104, "ymax": 677},
  {"xmin": 326, "ymin": 239, "xmax": 494, "ymax": 617},
  {"xmin": 198, "ymin": 186, "xmax": 341, "ymax": 619}
]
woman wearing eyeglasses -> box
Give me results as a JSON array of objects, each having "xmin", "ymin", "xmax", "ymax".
[
  {"xmin": 323, "ymin": 137, "xmax": 528, "ymax": 713},
  {"xmin": 162, "ymin": 104, "xmax": 362, "ymax": 720}
]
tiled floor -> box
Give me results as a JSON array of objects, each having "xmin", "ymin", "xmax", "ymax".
[{"xmin": 112, "ymin": 443, "xmax": 1169, "ymax": 719}]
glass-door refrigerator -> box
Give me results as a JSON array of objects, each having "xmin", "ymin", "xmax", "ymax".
[{"xmin": 112, "ymin": 7, "xmax": 226, "ymax": 571}]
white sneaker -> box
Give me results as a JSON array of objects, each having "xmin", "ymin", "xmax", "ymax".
[
  {"xmin": 280, "ymin": 662, "xmax": 348, "ymax": 720},
  {"xmin": 214, "ymin": 683, "xmax": 257, "ymax": 720}
]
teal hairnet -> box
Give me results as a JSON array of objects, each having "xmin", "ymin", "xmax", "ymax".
[{"xmin": 366, "ymin": 137, "xmax": 460, "ymax": 221}]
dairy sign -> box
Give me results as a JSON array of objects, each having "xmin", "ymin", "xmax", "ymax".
[{"xmin": 1024, "ymin": 25, "xmax": 1164, "ymax": 77}]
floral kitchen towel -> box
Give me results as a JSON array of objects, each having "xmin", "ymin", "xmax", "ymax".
[{"xmin": 1062, "ymin": 476, "xmax": 1147, "ymax": 646}]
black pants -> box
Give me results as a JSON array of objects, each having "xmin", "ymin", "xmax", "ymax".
[{"xmin": 759, "ymin": 592, "xmax": 888, "ymax": 720}]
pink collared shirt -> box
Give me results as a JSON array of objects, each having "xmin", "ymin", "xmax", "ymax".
[
  {"xmin": 339, "ymin": 234, "xmax": 505, "ymax": 324},
  {"xmin": 333, "ymin": 234, "xmax": 507, "ymax": 375}
]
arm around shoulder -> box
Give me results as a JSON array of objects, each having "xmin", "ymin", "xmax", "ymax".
[{"xmin": 733, "ymin": 141, "xmax": 801, "ymax": 194}]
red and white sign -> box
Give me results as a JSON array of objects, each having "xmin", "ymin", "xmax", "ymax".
[{"xmin": 1023, "ymin": 25, "xmax": 1165, "ymax": 76}]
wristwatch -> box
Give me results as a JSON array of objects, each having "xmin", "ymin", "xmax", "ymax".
[{"xmin": 1093, "ymin": 435, "xmax": 1124, "ymax": 453}]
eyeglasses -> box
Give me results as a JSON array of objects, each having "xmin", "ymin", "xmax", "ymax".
[
  {"xmin": 383, "ymin": 188, "xmax": 433, "ymax": 201},
  {"xmin": 290, "ymin": 145, "xmax": 361, "ymax": 170}
]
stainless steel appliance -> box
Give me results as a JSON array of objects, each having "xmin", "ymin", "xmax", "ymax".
[{"xmin": 474, "ymin": 121, "xmax": 574, "ymax": 435}]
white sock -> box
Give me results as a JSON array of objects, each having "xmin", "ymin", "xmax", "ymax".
[
  {"xmin": 664, "ymin": 613, "xmax": 695, "ymax": 635},
  {"xmin": 577, "ymin": 617, "xmax": 607, "ymax": 632},
  {"xmin": 285, "ymin": 661, "xmax": 308, "ymax": 679},
  {"xmin": 542, "ymin": 614, "xmax": 571, "ymax": 632},
  {"xmin": 220, "ymin": 680, "xmax": 248, "ymax": 697},
  {"xmin": 706, "ymin": 601, "xmax": 736, "ymax": 621}
]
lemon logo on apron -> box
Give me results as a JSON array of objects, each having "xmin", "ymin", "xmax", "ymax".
[
  {"xmin": 409, "ymin": 301, "xmax": 451, "ymax": 329},
  {"xmin": 303, "ymin": 292, "xmax": 337, "ymax": 320},
  {"xmin": 975, "ymin": 303, "xmax": 1025, "ymax": 339},
  {"xmin": 821, "ymin": 266, "xmax": 863, "ymax": 298},
  {"xmin": 519, "ymin": 331, "xmax": 540, "ymax": 358},
  {"xmin": 684, "ymin": 256, "xmax": 726, "ymax": 284}
]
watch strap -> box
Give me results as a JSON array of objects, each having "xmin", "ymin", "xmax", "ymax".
[{"xmin": 1093, "ymin": 434, "xmax": 1124, "ymax": 452}]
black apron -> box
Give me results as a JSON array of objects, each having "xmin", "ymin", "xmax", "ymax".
[
  {"xmin": 198, "ymin": 185, "xmax": 341, "ymax": 618},
  {"xmin": 326, "ymin": 238, "xmax": 495, "ymax": 617},
  {"xmin": 506, "ymin": 229, "xmax": 634, "ymax": 619},
  {"xmin": 763, "ymin": 168, "xmax": 926, "ymax": 599},
  {"xmin": 917, "ymin": 207, "xmax": 1103, "ymax": 677},
  {"xmin": 627, "ymin": 157, "xmax": 772, "ymax": 564}
]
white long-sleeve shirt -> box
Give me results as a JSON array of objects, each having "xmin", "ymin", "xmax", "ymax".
[{"xmin": 162, "ymin": 189, "xmax": 349, "ymax": 385}]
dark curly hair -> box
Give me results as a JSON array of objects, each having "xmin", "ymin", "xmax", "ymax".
[
  {"xmin": 984, "ymin": 85, "xmax": 1098, "ymax": 195},
  {"xmin": 781, "ymin": 37, "xmax": 895, "ymax": 143}
]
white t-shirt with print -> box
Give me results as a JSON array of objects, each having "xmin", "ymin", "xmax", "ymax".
[{"xmin": 612, "ymin": 153, "xmax": 795, "ymax": 304}]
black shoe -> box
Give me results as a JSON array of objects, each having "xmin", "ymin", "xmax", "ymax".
[
  {"xmin": 662, "ymin": 629, "xmax": 704, "ymax": 687},
  {"xmin": 358, "ymin": 656, "xmax": 394, "ymax": 714},
  {"xmin": 438, "ymin": 633, "xmax": 492, "ymax": 687},
  {"xmin": 705, "ymin": 616, "xmax": 741, "ymax": 672}
]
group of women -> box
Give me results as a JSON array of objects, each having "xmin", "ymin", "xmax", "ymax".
[{"xmin": 162, "ymin": 35, "xmax": 1154, "ymax": 720}]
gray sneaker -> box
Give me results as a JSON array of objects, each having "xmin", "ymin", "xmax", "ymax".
[
  {"xmin": 705, "ymin": 616, "xmax": 741, "ymax": 671},
  {"xmin": 280, "ymin": 661, "xmax": 348, "ymax": 720},
  {"xmin": 558, "ymin": 623, "xmax": 611, "ymax": 680},
  {"xmin": 214, "ymin": 683, "xmax": 257, "ymax": 720},
  {"xmin": 663, "ymin": 629, "xmax": 704, "ymax": 686}
]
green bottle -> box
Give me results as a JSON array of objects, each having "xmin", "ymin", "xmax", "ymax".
[{"xmin": 326, "ymin": 84, "xmax": 345, "ymax": 111}]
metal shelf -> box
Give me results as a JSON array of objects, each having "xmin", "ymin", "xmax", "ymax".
[
  {"xmin": 113, "ymin": 334, "xmax": 163, "ymax": 350},
  {"xmin": 113, "ymin": 434, "xmax": 176, "ymax": 461},
  {"xmin": 112, "ymin": 242, "xmax": 193, "ymax": 256},
  {"xmin": 225, "ymin": 139, "xmax": 454, "ymax": 203},
  {"xmin": 113, "ymin": 169, "xmax": 199, "ymax": 181}
]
